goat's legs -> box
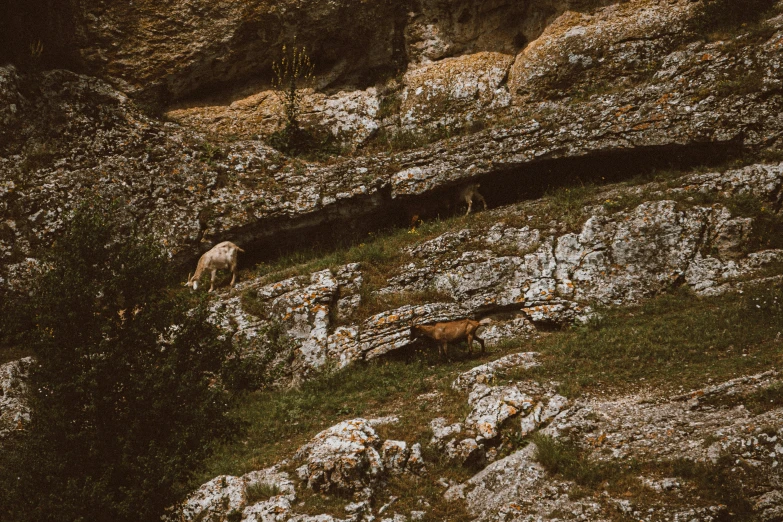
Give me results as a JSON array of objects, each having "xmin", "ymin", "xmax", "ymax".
[
  {"xmin": 476, "ymin": 192, "xmax": 487, "ymax": 211},
  {"xmin": 475, "ymin": 334, "xmax": 485, "ymax": 353},
  {"xmin": 230, "ymin": 267, "xmax": 237, "ymax": 287},
  {"xmin": 465, "ymin": 197, "xmax": 473, "ymax": 215},
  {"xmin": 209, "ymin": 269, "xmax": 217, "ymax": 292}
]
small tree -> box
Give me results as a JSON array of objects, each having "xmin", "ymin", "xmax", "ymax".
[
  {"xmin": 272, "ymin": 38, "xmax": 314, "ymax": 133},
  {"xmin": 0, "ymin": 199, "xmax": 237, "ymax": 522},
  {"xmin": 267, "ymin": 39, "xmax": 343, "ymax": 158}
]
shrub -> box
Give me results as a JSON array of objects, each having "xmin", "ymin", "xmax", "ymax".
[
  {"xmin": 0, "ymin": 199, "xmax": 238, "ymax": 522},
  {"xmin": 268, "ymin": 40, "xmax": 341, "ymax": 159},
  {"xmin": 245, "ymin": 482, "xmax": 282, "ymax": 503},
  {"xmin": 694, "ymin": 0, "xmax": 778, "ymax": 35},
  {"xmin": 531, "ymin": 433, "xmax": 620, "ymax": 488},
  {"xmin": 221, "ymin": 321, "xmax": 297, "ymax": 392}
]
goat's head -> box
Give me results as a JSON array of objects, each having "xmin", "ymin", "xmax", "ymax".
[
  {"xmin": 410, "ymin": 324, "xmax": 423, "ymax": 339},
  {"xmin": 185, "ymin": 272, "xmax": 199, "ymax": 291}
]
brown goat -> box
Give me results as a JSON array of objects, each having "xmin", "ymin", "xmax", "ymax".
[
  {"xmin": 411, "ymin": 318, "xmax": 487, "ymax": 357},
  {"xmin": 459, "ymin": 183, "xmax": 487, "ymax": 216}
]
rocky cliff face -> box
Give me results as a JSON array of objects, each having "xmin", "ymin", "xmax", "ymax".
[
  {"xmin": 5, "ymin": 0, "xmax": 615, "ymax": 107},
  {"xmin": 3, "ymin": 0, "xmax": 783, "ymax": 290},
  {"xmin": 2, "ymin": 0, "xmax": 783, "ymax": 520}
]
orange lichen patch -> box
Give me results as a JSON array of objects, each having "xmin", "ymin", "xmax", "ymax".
[
  {"xmin": 588, "ymin": 432, "xmax": 607, "ymax": 447},
  {"xmin": 478, "ymin": 421, "xmax": 493, "ymax": 433},
  {"xmin": 616, "ymin": 104, "xmax": 635, "ymax": 116},
  {"xmin": 632, "ymin": 122, "xmax": 653, "ymax": 131},
  {"xmin": 701, "ymin": 53, "xmax": 713, "ymax": 61}
]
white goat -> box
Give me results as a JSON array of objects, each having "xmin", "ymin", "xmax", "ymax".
[{"xmin": 185, "ymin": 241, "xmax": 245, "ymax": 292}]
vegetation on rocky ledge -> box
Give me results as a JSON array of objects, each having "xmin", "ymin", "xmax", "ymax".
[{"xmin": 0, "ymin": 202, "xmax": 238, "ymax": 522}]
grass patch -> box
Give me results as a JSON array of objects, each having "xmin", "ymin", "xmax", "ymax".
[
  {"xmin": 532, "ymin": 434, "xmax": 763, "ymax": 518},
  {"xmin": 193, "ymin": 347, "xmax": 502, "ymax": 486},
  {"xmin": 702, "ymin": 380, "xmax": 783, "ymax": 415},
  {"xmin": 524, "ymin": 283, "xmax": 783, "ymax": 397},
  {"xmin": 383, "ymin": 473, "xmax": 474, "ymax": 522},
  {"xmin": 694, "ymin": 0, "xmax": 779, "ymax": 39},
  {"xmin": 531, "ymin": 433, "xmax": 621, "ymax": 489},
  {"xmin": 245, "ymin": 482, "xmax": 282, "ymax": 503},
  {"xmin": 539, "ymin": 183, "xmax": 599, "ymax": 232},
  {"xmin": 667, "ymin": 456, "xmax": 756, "ymax": 519},
  {"xmin": 0, "ymin": 345, "xmax": 33, "ymax": 365},
  {"xmin": 745, "ymin": 381, "xmax": 783, "ymax": 413}
]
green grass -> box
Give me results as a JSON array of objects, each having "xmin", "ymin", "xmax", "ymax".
[
  {"xmin": 666, "ymin": 456, "xmax": 757, "ymax": 519},
  {"xmin": 196, "ymin": 279, "xmax": 783, "ymax": 517},
  {"xmin": 525, "ymin": 283, "xmax": 783, "ymax": 397},
  {"xmin": 531, "ymin": 433, "xmax": 621, "ymax": 488},
  {"xmin": 194, "ymin": 349, "xmax": 487, "ymax": 484},
  {"xmin": 532, "ymin": 434, "xmax": 763, "ymax": 518},
  {"xmin": 245, "ymin": 482, "xmax": 282, "ymax": 504},
  {"xmin": 703, "ymin": 380, "xmax": 783, "ymax": 414},
  {"xmin": 195, "ymin": 159, "xmax": 783, "ymax": 517}
]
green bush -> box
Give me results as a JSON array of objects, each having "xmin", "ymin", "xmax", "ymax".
[
  {"xmin": 695, "ymin": 0, "xmax": 777, "ymax": 35},
  {"xmin": 267, "ymin": 124, "xmax": 341, "ymax": 160},
  {"xmin": 0, "ymin": 200, "xmax": 238, "ymax": 522},
  {"xmin": 220, "ymin": 321, "xmax": 297, "ymax": 392},
  {"xmin": 531, "ymin": 433, "xmax": 614, "ymax": 487}
]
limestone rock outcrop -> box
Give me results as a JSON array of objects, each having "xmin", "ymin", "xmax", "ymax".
[
  {"xmin": 4, "ymin": 2, "xmax": 783, "ymax": 290},
  {"xmin": 0, "ymin": 357, "xmax": 31, "ymax": 441}
]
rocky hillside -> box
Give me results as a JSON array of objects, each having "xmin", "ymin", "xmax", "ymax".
[{"xmin": 2, "ymin": 0, "xmax": 783, "ymax": 520}]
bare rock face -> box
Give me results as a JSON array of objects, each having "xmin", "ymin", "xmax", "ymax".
[
  {"xmin": 452, "ymin": 352, "xmax": 540, "ymax": 391},
  {"xmin": 294, "ymin": 418, "xmax": 384, "ymax": 495},
  {"xmin": 4, "ymin": 0, "xmax": 783, "ymax": 289},
  {"xmin": 465, "ymin": 383, "xmax": 536, "ymax": 442},
  {"xmin": 508, "ymin": 0, "xmax": 701, "ymax": 101},
  {"xmin": 18, "ymin": 0, "xmax": 615, "ymax": 108},
  {"xmin": 166, "ymin": 87, "xmax": 381, "ymax": 149},
  {"xmin": 71, "ymin": 0, "xmax": 407, "ymax": 106},
  {"xmin": 397, "ymin": 52, "xmax": 514, "ymax": 132},
  {"xmin": 0, "ymin": 357, "xmax": 31, "ymax": 441}
]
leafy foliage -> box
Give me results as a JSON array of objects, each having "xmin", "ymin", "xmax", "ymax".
[
  {"xmin": 220, "ymin": 321, "xmax": 297, "ymax": 392},
  {"xmin": 694, "ymin": 0, "xmax": 778, "ymax": 35},
  {"xmin": 0, "ymin": 200, "xmax": 238, "ymax": 522}
]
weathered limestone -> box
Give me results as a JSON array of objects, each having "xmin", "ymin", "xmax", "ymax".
[
  {"xmin": 293, "ymin": 418, "xmax": 384, "ymax": 494},
  {"xmin": 398, "ymin": 52, "xmax": 514, "ymax": 131},
  {"xmin": 465, "ymin": 383, "xmax": 535, "ymax": 442},
  {"xmin": 0, "ymin": 357, "xmax": 31, "ymax": 440},
  {"xmin": 452, "ymin": 352, "xmax": 540, "ymax": 391},
  {"xmin": 175, "ymin": 465, "xmax": 296, "ymax": 522}
]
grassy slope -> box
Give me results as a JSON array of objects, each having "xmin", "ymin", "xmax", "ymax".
[
  {"xmin": 196, "ymin": 283, "xmax": 783, "ymax": 516},
  {"xmin": 192, "ymin": 158, "xmax": 783, "ymax": 518}
]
